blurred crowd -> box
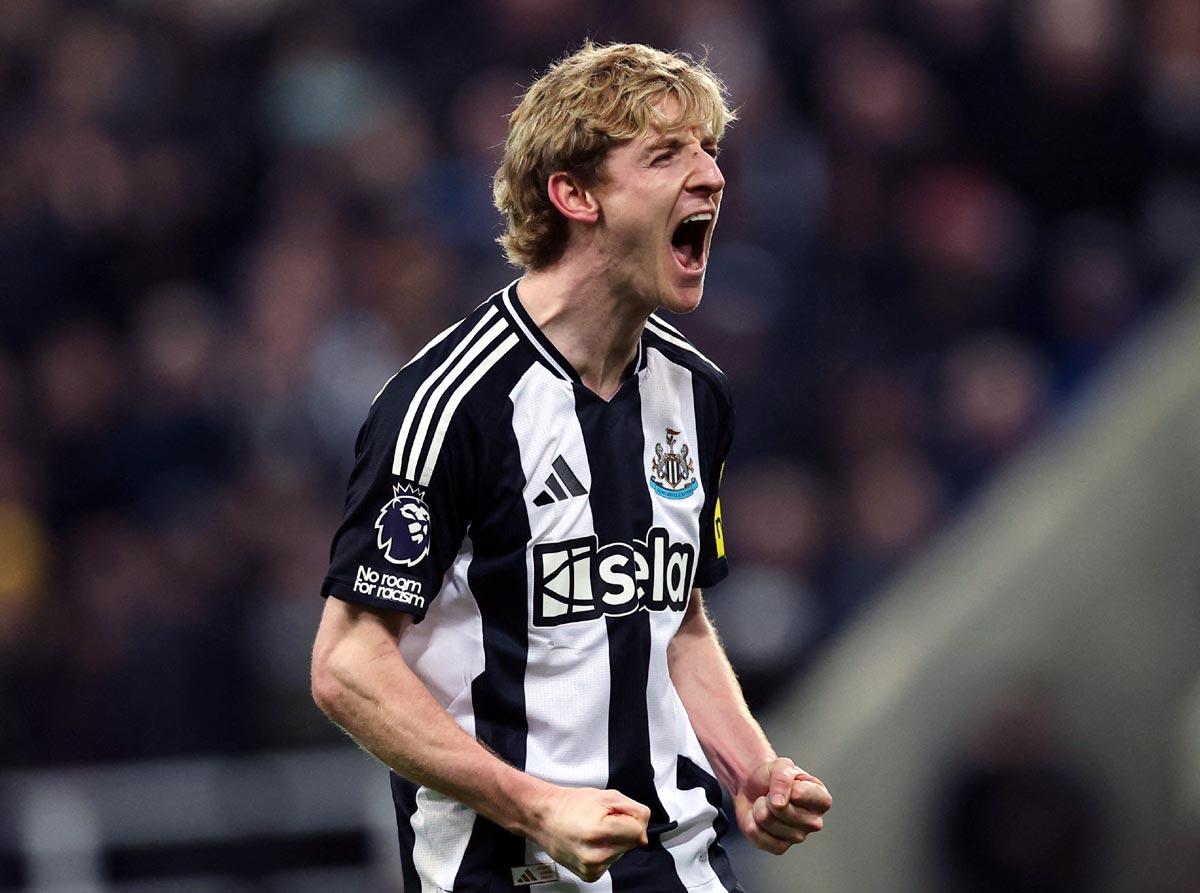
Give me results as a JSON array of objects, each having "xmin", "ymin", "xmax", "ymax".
[{"xmin": 0, "ymin": 0, "xmax": 1197, "ymax": 769}]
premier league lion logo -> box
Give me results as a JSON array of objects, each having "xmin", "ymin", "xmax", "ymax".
[{"xmin": 375, "ymin": 483, "xmax": 431, "ymax": 566}]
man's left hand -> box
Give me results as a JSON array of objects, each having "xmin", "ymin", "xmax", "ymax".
[{"xmin": 733, "ymin": 758, "xmax": 832, "ymax": 854}]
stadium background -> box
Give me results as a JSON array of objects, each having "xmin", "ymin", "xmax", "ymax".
[{"xmin": 1, "ymin": 0, "xmax": 1199, "ymax": 889}]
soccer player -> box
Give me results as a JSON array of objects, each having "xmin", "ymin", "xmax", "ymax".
[{"xmin": 311, "ymin": 41, "xmax": 831, "ymax": 892}]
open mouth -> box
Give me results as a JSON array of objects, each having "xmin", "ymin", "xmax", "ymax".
[{"xmin": 670, "ymin": 213, "xmax": 712, "ymax": 273}]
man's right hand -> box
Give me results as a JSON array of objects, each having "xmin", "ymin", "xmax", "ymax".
[
  {"xmin": 529, "ymin": 785, "xmax": 651, "ymax": 882},
  {"xmin": 312, "ymin": 600, "xmax": 649, "ymax": 882}
]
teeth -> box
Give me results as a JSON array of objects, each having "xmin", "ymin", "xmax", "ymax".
[{"xmin": 682, "ymin": 213, "xmax": 713, "ymax": 224}]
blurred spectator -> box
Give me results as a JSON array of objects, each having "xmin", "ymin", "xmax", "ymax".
[
  {"xmin": 0, "ymin": 499, "xmax": 49, "ymax": 763},
  {"xmin": 1144, "ymin": 0, "xmax": 1200, "ymax": 146},
  {"xmin": 817, "ymin": 29, "xmax": 948, "ymax": 161},
  {"xmin": 939, "ymin": 333, "xmax": 1050, "ymax": 495},
  {"xmin": 829, "ymin": 365, "xmax": 929, "ymax": 460},
  {"xmin": 895, "ymin": 166, "xmax": 1032, "ymax": 341},
  {"xmin": 829, "ymin": 445, "xmax": 946, "ymax": 617},
  {"xmin": 30, "ymin": 320, "xmax": 133, "ymax": 520},
  {"xmin": 939, "ymin": 678, "xmax": 1101, "ymax": 893},
  {"xmin": 900, "ymin": 0, "xmax": 1004, "ymax": 59},
  {"xmin": 1043, "ymin": 215, "xmax": 1140, "ymax": 392}
]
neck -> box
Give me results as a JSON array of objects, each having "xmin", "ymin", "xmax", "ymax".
[{"xmin": 518, "ymin": 258, "xmax": 653, "ymax": 401}]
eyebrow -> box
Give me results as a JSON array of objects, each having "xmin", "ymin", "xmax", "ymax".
[
  {"xmin": 643, "ymin": 133, "xmax": 719, "ymax": 156},
  {"xmin": 645, "ymin": 137, "xmax": 686, "ymax": 154}
]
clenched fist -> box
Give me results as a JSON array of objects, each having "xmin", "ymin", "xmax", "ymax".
[
  {"xmin": 529, "ymin": 785, "xmax": 651, "ymax": 882},
  {"xmin": 734, "ymin": 758, "xmax": 832, "ymax": 855}
]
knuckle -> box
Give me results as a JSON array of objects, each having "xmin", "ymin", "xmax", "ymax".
[
  {"xmin": 752, "ymin": 831, "xmax": 779, "ymax": 854},
  {"xmin": 812, "ymin": 784, "xmax": 832, "ymax": 809},
  {"xmin": 801, "ymin": 785, "xmax": 829, "ymax": 807}
]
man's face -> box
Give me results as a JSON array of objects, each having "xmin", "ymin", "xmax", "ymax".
[{"xmin": 589, "ymin": 110, "xmax": 725, "ymax": 314}]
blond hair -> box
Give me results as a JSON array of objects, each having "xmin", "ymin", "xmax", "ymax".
[{"xmin": 493, "ymin": 41, "xmax": 734, "ymax": 270}]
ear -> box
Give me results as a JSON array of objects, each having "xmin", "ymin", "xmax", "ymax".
[{"xmin": 546, "ymin": 171, "xmax": 600, "ymax": 225}]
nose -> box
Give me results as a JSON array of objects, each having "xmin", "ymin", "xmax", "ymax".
[{"xmin": 687, "ymin": 147, "xmax": 725, "ymax": 196}]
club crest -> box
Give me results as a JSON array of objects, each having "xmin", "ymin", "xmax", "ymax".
[
  {"xmin": 649, "ymin": 427, "xmax": 698, "ymax": 499},
  {"xmin": 375, "ymin": 483, "xmax": 431, "ymax": 566}
]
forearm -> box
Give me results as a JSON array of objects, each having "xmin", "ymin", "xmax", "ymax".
[
  {"xmin": 312, "ymin": 605, "xmax": 551, "ymax": 837},
  {"xmin": 669, "ymin": 591, "xmax": 833, "ymax": 854},
  {"xmin": 668, "ymin": 590, "xmax": 776, "ymax": 795}
]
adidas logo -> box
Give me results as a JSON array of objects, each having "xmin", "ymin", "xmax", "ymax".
[
  {"xmin": 510, "ymin": 861, "xmax": 558, "ymax": 885},
  {"xmin": 532, "ymin": 456, "xmax": 587, "ymax": 507}
]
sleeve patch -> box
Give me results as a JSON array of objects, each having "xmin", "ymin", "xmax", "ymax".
[
  {"xmin": 714, "ymin": 496, "xmax": 725, "ymax": 559},
  {"xmin": 350, "ymin": 564, "xmax": 427, "ymax": 609},
  {"xmin": 374, "ymin": 483, "xmax": 432, "ymax": 566},
  {"xmin": 714, "ymin": 460, "xmax": 727, "ymax": 559}
]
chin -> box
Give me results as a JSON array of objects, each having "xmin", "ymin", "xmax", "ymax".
[{"xmin": 659, "ymin": 274, "xmax": 706, "ymax": 315}]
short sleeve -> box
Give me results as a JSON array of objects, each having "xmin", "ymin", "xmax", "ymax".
[
  {"xmin": 693, "ymin": 385, "xmax": 734, "ymax": 589},
  {"xmin": 321, "ymin": 370, "xmax": 477, "ymax": 621}
]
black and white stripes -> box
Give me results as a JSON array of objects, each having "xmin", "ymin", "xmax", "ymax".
[
  {"xmin": 645, "ymin": 314, "xmax": 724, "ymax": 376},
  {"xmin": 326, "ymin": 280, "xmax": 742, "ymax": 891},
  {"xmin": 391, "ymin": 305, "xmax": 519, "ymax": 487}
]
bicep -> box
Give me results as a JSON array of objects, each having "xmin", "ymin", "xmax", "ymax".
[
  {"xmin": 670, "ymin": 588, "xmax": 710, "ymax": 661},
  {"xmin": 682, "ymin": 587, "xmax": 709, "ymax": 628},
  {"xmin": 313, "ymin": 596, "xmax": 413, "ymax": 670}
]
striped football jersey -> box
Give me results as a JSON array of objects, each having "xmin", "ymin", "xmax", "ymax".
[{"xmin": 323, "ymin": 280, "xmax": 740, "ymax": 893}]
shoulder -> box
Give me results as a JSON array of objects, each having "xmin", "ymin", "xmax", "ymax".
[
  {"xmin": 365, "ymin": 289, "xmax": 526, "ymax": 485},
  {"xmin": 642, "ymin": 313, "xmax": 733, "ymax": 414},
  {"xmin": 370, "ymin": 293, "xmax": 519, "ymax": 421}
]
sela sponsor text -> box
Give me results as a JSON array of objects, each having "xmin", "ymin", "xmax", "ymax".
[{"xmin": 533, "ymin": 526, "xmax": 694, "ymax": 627}]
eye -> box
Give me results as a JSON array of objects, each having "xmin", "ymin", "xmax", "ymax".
[
  {"xmin": 651, "ymin": 150, "xmax": 674, "ymax": 166},
  {"xmin": 703, "ymin": 144, "xmax": 721, "ymax": 159}
]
